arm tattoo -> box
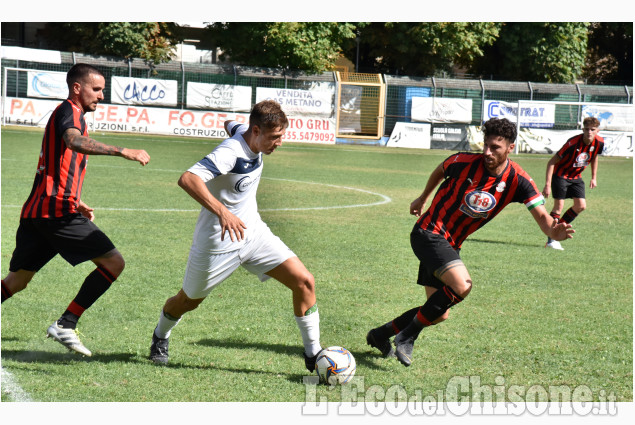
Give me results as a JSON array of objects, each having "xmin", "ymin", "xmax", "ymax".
[{"xmin": 65, "ymin": 132, "xmax": 123, "ymax": 156}]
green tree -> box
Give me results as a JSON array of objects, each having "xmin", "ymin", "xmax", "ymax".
[
  {"xmin": 472, "ymin": 22, "xmax": 589, "ymax": 83},
  {"xmin": 40, "ymin": 22, "xmax": 178, "ymax": 64},
  {"xmin": 352, "ymin": 22, "xmax": 501, "ymax": 76},
  {"xmin": 584, "ymin": 22, "xmax": 633, "ymax": 84},
  {"xmin": 206, "ymin": 22, "xmax": 358, "ymax": 73}
]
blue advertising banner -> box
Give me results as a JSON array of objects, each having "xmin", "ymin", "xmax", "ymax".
[{"xmin": 484, "ymin": 100, "xmax": 555, "ymax": 128}]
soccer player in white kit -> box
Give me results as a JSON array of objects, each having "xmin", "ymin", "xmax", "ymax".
[{"xmin": 149, "ymin": 100, "xmax": 322, "ymax": 371}]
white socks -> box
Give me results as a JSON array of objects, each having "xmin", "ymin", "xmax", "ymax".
[
  {"xmin": 154, "ymin": 310, "xmax": 181, "ymax": 339},
  {"xmin": 155, "ymin": 308, "xmax": 321, "ymax": 358},
  {"xmin": 295, "ymin": 310, "xmax": 321, "ymax": 357}
]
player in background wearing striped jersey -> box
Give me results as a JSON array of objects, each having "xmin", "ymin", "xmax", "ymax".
[
  {"xmin": 1, "ymin": 64, "xmax": 150, "ymax": 356},
  {"xmin": 366, "ymin": 118, "xmax": 574, "ymax": 367},
  {"xmin": 149, "ymin": 100, "xmax": 322, "ymax": 372},
  {"xmin": 542, "ymin": 116, "xmax": 604, "ymax": 250}
]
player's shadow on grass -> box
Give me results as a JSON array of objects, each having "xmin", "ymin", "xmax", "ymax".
[
  {"xmin": 469, "ymin": 238, "xmax": 542, "ymax": 248},
  {"xmin": 165, "ymin": 358, "xmax": 310, "ymax": 384},
  {"xmin": 0, "ymin": 349, "xmax": 137, "ymax": 365},
  {"xmin": 0, "ymin": 336, "xmax": 20, "ymax": 342},
  {"xmin": 194, "ymin": 337, "xmax": 391, "ymax": 378}
]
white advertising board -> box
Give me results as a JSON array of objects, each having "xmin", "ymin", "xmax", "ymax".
[
  {"xmin": 517, "ymin": 127, "xmax": 633, "ymax": 157},
  {"xmin": 3, "ymin": 97, "xmax": 336, "ymax": 144},
  {"xmin": 582, "ymin": 104, "xmax": 634, "ymax": 132},
  {"xmin": 386, "ymin": 122, "xmax": 431, "ymax": 149},
  {"xmin": 256, "ymin": 87, "xmax": 333, "ymax": 117},
  {"xmin": 27, "ymin": 70, "xmax": 68, "ymax": 99},
  {"xmin": 411, "ymin": 97, "xmax": 473, "ymax": 124},
  {"xmin": 485, "ymin": 100, "xmax": 556, "ymax": 128},
  {"xmin": 186, "ymin": 82, "xmax": 252, "ymax": 112},
  {"xmin": 111, "ymin": 76, "xmax": 178, "ymax": 107}
]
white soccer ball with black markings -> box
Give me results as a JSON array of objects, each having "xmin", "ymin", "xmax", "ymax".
[{"xmin": 315, "ymin": 346, "xmax": 356, "ymax": 385}]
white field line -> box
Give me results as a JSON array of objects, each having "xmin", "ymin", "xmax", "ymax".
[
  {"xmin": 1, "ymin": 175, "xmax": 392, "ymax": 212},
  {"xmin": 263, "ymin": 177, "xmax": 392, "ymax": 211},
  {"xmin": 0, "ymin": 131, "xmax": 392, "ymax": 153},
  {"xmin": 1, "ymin": 366, "xmax": 33, "ymax": 402}
]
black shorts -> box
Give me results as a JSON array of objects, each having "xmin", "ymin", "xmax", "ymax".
[
  {"xmin": 9, "ymin": 214, "xmax": 116, "ymax": 272},
  {"xmin": 410, "ymin": 225, "xmax": 462, "ymax": 289},
  {"xmin": 551, "ymin": 175, "xmax": 585, "ymax": 199}
]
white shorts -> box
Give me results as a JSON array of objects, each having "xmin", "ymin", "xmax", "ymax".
[{"xmin": 182, "ymin": 223, "xmax": 295, "ymax": 299}]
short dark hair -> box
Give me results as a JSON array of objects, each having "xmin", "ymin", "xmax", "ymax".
[
  {"xmin": 66, "ymin": 63, "xmax": 104, "ymax": 89},
  {"xmin": 582, "ymin": 116, "xmax": 600, "ymax": 128},
  {"xmin": 482, "ymin": 118, "xmax": 517, "ymax": 143},
  {"xmin": 249, "ymin": 100, "xmax": 289, "ymax": 131}
]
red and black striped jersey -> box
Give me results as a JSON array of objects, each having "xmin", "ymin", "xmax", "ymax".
[
  {"xmin": 20, "ymin": 99, "xmax": 88, "ymax": 219},
  {"xmin": 552, "ymin": 134, "xmax": 604, "ymax": 180},
  {"xmin": 416, "ymin": 152, "xmax": 544, "ymax": 249}
]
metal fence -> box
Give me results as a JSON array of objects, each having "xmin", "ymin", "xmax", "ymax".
[
  {"xmin": 2, "ymin": 50, "xmax": 632, "ymax": 136},
  {"xmin": 0, "ymin": 52, "xmax": 335, "ymax": 107},
  {"xmin": 384, "ymin": 76, "xmax": 633, "ymax": 132}
]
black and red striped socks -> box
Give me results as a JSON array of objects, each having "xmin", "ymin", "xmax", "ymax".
[
  {"xmin": 375, "ymin": 285, "xmax": 465, "ymax": 340},
  {"xmin": 373, "ymin": 307, "xmax": 420, "ymax": 340},
  {"xmin": 561, "ymin": 207, "xmax": 578, "ymax": 224},
  {"xmin": 58, "ymin": 265, "xmax": 117, "ymax": 329},
  {"xmin": 551, "ymin": 208, "xmax": 577, "ymax": 225},
  {"xmin": 398, "ymin": 285, "xmax": 464, "ymax": 340}
]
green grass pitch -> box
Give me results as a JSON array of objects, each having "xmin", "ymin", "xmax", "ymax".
[{"xmin": 1, "ymin": 126, "xmax": 632, "ymax": 403}]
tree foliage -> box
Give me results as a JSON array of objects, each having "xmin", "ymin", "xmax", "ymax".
[
  {"xmin": 471, "ymin": 23, "xmax": 589, "ymax": 83},
  {"xmin": 584, "ymin": 22, "xmax": 633, "ymax": 84},
  {"xmin": 40, "ymin": 22, "xmax": 178, "ymax": 64},
  {"xmin": 33, "ymin": 22, "xmax": 631, "ymax": 84},
  {"xmin": 206, "ymin": 22, "xmax": 357, "ymax": 73},
  {"xmin": 354, "ymin": 22, "xmax": 501, "ymax": 76}
]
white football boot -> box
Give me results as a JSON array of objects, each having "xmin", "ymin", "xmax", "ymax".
[
  {"xmin": 545, "ymin": 238, "xmax": 564, "ymax": 251},
  {"xmin": 46, "ymin": 322, "xmax": 92, "ymax": 356}
]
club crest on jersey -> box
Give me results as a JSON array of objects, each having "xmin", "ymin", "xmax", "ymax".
[
  {"xmin": 460, "ymin": 190, "xmax": 497, "ymax": 218},
  {"xmin": 574, "ymin": 152, "xmax": 590, "ymax": 167},
  {"xmin": 496, "ymin": 181, "xmax": 506, "ymax": 193},
  {"xmin": 235, "ymin": 176, "xmax": 256, "ymax": 192}
]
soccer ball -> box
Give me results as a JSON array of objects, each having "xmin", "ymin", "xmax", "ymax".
[{"xmin": 315, "ymin": 346, "xmax": 356, "ymax": 385}]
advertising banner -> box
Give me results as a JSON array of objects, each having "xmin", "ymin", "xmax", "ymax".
[
  {"xmin": 27, "ymin": 70, "xmax": 68, "ymax": 99},
  {"xmin": 485, "ymin": 100, "xmax": 556, "ymax": 128},
  {"xmin": 600, "ymin": 131, "xmax": 634, "ymax": 156},
  {"xmin": 411, "ymin": 97, "xmax": 472, "ymax": 124},
  {"xmin": 111, "ymin": 76, "xmax": 178, "ymax": 107},
  {"xmin": 386, "ymin": 122, "xmax": 431, "ymax": 149},
  {"xmin": 516, "ymin": 127, "xmax": 633, "ymax": 156},
  {"xmin": 3, "ymin": 97, "xmax": 336, "ymax": 144},
  {"xmin": 4, "ymin": 97, "xmax": 58, "ymax": 127},
  {"xmin": 430, "ymin": 124, "xmax": 470, "ymax": 150},
  {"xmin": 282, "ymin": 116, "xmax": 336, "ymax": 144},
  {"xmin": 256, "ymin": 87, "xmax": 333, "ymax": 117},
  {"xmin": 186, "ymin": 82, "xmax": 252, "ymax": 112},
  {"xmin": 582, "ymin": 104, "xmax": 634, "ymax": 132}
]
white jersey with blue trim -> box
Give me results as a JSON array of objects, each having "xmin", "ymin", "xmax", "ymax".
[{"xmin": 187, "ymin": 122, "xmax": 264, "ymax": 253}]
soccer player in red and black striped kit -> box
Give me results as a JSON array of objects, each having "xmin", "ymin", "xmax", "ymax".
[
  {"xmin": 542, "ymin": 116, "xmax": 604, "ymax": 250},
  {"xmin": 366, "ymin": 118, "xmax": 574, "ymax": 367},
  {"xmin": 1, "ymin": 63, "xmax": 150, "ymax": 356}
]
